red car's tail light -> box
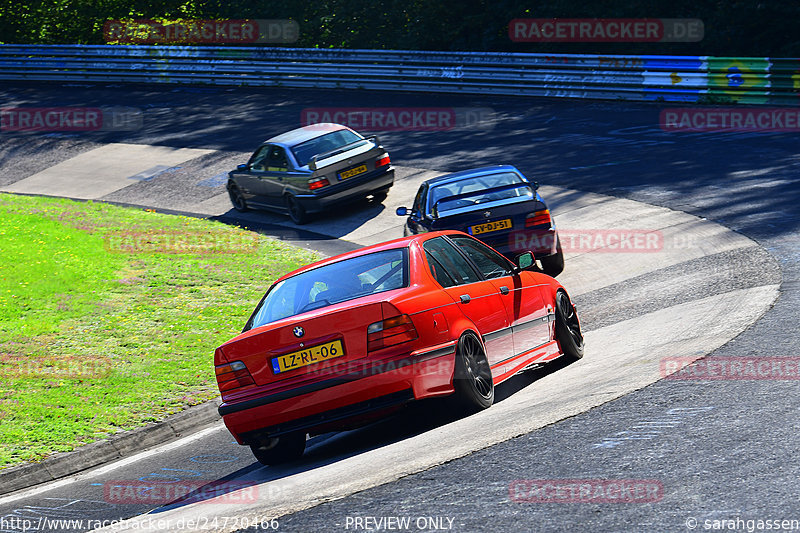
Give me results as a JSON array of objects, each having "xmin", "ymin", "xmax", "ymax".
[
  {"xmin": 309, "ymin": 177, "xmax": 330, "ymax": 190},
  {"xmin": 525, "ymin": 209, "xmax": 552, "ymax": 227},
  {"xmin": 367, "ymin": 314, "xmax": 418, "ymax": 352},
  {"xmin": 215, "ymin": 360, "xmax": 255, "ymax": 391},
  {"xmin": 375, "ymin": 154, "xmax": 391, "ymax": 168}
]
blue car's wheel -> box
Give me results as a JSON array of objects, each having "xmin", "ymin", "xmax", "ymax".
[{"xmin": 540, "ymin": 237, "xmax": 564, "ymax": 277}]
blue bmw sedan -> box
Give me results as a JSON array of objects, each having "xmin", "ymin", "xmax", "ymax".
[{"xmin": 396, "ymin": 165, "xmax": 564, "ymax": 277}]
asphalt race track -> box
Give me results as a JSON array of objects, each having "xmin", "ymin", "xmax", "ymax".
[{"xmin": 0, "ymin": 83, "xmax": 798, "ymax": 533}]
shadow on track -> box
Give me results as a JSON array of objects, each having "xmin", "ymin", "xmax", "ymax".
[
  {"xmin": 210, "ymin": 194, "xmax": 390, "ymax": 256},
  {"xmin": 150, "ymin": 356, "xmax": 579, "ymax": 512}
]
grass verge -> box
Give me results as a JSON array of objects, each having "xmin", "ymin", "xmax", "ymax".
[{"xmin": 0, "ymin": 193, "xmax": 319, "ymax": 468}]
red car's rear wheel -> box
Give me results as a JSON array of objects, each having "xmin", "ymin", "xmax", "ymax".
[
  {"xmin": 555, "ymin": 290, "xmax": 584, "ymax": 361},
  {"xmin": 452, "ymin": 332, "xmax": 494, "ymax": 411},
  {"xmin": 250, "ymin": 432, "xmax": 306, "ymax": 465}
]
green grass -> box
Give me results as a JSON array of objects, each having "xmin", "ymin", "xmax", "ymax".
[{"xmin": 0, "ymin": 194, "xmax": 319, "ymax": 468}]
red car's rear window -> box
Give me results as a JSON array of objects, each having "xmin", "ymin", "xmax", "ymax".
[{"xmin": 246, "ymin": 248, "xmax": 409, "ymax": 330}]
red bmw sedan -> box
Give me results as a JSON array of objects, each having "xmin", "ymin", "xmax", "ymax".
[{"xmin": 214, "ymin": 231, "xmax": 584, "ymax": 464}]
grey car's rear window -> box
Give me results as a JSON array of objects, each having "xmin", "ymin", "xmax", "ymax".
[
  {"xmin": 291, "ymin": 129, "xmax": 364, "ymax": 167},
  {"xmin": 247, "ymin": 248, "xmax": 408, "ymax": 329}
]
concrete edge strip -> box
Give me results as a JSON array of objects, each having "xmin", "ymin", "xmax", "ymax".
[{"xmin": 0, "ymin": 400, "xmax": 221, "ymax": 496}]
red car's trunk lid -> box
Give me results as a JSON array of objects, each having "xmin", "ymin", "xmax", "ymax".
[{"xmin": 221, "ymin": 301, "xmax": 389, "ymax": 386}]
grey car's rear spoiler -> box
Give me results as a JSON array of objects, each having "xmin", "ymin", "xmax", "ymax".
[{"xmin": 308, "ymin": 135, "xmax": 380, "ymax": 171}]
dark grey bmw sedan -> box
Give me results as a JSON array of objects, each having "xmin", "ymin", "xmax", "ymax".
[{"xmin": 227, "ymin": 123, "xmax": 394, "ymax": 224}]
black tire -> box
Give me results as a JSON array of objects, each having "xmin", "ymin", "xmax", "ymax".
[
  {"xmin": 227, "ymin": 184, "xmax": 248, "ymax": 212},
  {"xmin": 250, "ymin": 432, "xmax": 306, "ymax": 465},
  {"xmin": 452, "ymin": 332, "xmax": 494, "ymax": 411},
  {"xmin": 285, "ymin": 195, "xmax": 309, "ymax": 225},
  {"xmin": 371, "ymin": 188, "xmax": 390, "ymax": 203},
  {"xmin": 555, "ymin": 290, "xmax": 584, "ymax": 361},
  {"xmin": 540, "ymin": 238, "xmax": 564, "ymax": 277}
]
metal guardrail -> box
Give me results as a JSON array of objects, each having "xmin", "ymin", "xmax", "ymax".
[{"xmin": 0, "ymin": 45, "xmax": 797, "ymax": 105}]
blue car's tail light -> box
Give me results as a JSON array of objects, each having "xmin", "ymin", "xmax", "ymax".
[{"xmin": 525, "ymin": 209, "xmax": 552, "ymax": 227}]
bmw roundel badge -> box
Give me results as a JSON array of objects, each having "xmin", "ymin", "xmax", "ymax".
[{"xmin": 293, "ymin": 326, "xmax": 305, "ymax": 338}]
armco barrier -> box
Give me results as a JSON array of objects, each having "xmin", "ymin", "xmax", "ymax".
[
  {"xmin": 706, "ymin": 57, "xmax": 770, "ymax": 104},
  {"xmin": 0, "ymin": 45, "xmax": 797, "ymax": 105},
  {"xmin": 768, "ymin": 58, "xmax": 800, "ymax": 105},
  {"xmin": 642, "ymin": 57, "xmax": 705, "ymax": 103}
]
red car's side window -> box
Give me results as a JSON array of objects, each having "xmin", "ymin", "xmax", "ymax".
[
  {"xmin": 423, "ymin": 237, "xmax": 480, "ymax": 286},
  {"xmin": 449, "ymin": 236, "xmax": 514, "ymax": 279},
  {"xmin": 425, "ymin": 251, "xmax": 457, "ymax": 287}
]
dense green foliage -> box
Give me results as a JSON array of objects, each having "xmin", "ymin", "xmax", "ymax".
[{"xmin": 0, "ymin": 0, "xmax": 798, "ymax": 56}]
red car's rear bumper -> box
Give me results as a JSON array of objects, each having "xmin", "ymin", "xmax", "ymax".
[{"xmin": 219, "ymin": 345, "xmax": 456, "ymax": 445}]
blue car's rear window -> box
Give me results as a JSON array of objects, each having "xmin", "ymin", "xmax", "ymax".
[{"xmin": 429, "ymin": 171, "xmax": 532, "ymax": 216}]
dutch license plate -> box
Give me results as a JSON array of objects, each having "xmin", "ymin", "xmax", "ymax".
[
  {"xmin": 470, "ymin": 218, "xmax": 512, "ymax": 236},
  {"xmin": 339, "ymin": 165, "xmax": 367, "ymax": 180},
  {"xmin": 271, "ymin": 339, "xmax": 345, "ymax": 374}
]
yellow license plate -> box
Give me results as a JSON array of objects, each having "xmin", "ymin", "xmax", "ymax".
[
  {"xmin": 470, "ymin": 219, "xmax": 512, "ymax": 236},
  {"xmin": 339, "ymin": 165, "xmax": 367, "ymax": 180},
  {"xmin": 271, "ymin": 339, "xmax": 345, "ymax": 374}
]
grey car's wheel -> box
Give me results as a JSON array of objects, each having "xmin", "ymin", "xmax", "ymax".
[
  {"xmin": 285, "ymin": 195, "xmax": 309, "ymax": 225},
  {"xmin": 555, "ymin": 290, "xmax": 584, "ymax": 361},
  {"xmin": 228, "ymin": 184, "xmax": 248, "ymax": 212},
  {"xmin": 452, "ymin": 332, "xmax": 494, "ymax": 411},
  {"xmin": 371, "ymin": 187, "xmax": 390, "ymax": 203},
  {"xmin": 540, "ymin": 237, "xmax": 564, "ymax": 277},
  {"xmin": 250, "ymin": 432, "xmax": 306, "ymax": 465}
]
